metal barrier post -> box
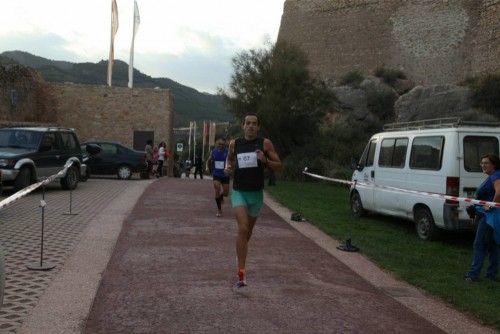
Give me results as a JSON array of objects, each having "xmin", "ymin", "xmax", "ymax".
[
  {"xmin": 62, "ymin": 188, "xmax": 78, "ymax": 216},
  {"xmin": 27, "ymin": 183, "xmax": 56, "ymax": 271},
  {"xmin": 291, "ymin": 167, "xmax": 307, "ymax": 222},
  {"xmin": 337, "ymin": 180, "xmax": 359, "ymax": 252}
]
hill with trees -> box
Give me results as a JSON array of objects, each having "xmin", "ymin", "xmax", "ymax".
[{"xmin": 0, "ymin": 50, "xmax": 232, "ymax": 126}]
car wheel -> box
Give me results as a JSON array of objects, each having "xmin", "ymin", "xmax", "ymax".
[
  {"xmin": 14, "ymin": 167, "xmax": 31, "ymax": 192},
  {"xmin": 61, "ymin": 166, "xmax": 79, "ymax": 190},
  {"xmin": 80, "ymin": 167, "xmax": 90, "ymax": 182},
  {"xmin": 117, "ymin": 165, "xmax": 132, "ymax": 180},
  {"xmin": 350, "ymin": 191, "xmax": 365, "ymax": 217},
  {"xmin": 414, "ymin": 207, "xmax": 439, "ymax": 241}
]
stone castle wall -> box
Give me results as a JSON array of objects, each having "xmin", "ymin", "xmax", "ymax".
[
  {"xmin": 50, "ymin": 83, "xmax": 174, "ymax": 151},
  {"xmin": 278, "ymin": 0, "xmax": 500, "ymax": 85}
]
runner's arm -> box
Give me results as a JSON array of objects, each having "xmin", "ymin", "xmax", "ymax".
[
  {"xmin": 263, "ymin": 138, "xmax": 282, "ymax": 172},
  {"xmin": 225, "ymin": 140, "xmax": 236, "ymax": 175},
  {"xmin": 206, "ymin": 153, "xmax": 212, "ymax": 172}
]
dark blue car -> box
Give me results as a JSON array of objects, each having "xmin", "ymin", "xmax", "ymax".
[{"xmin": 82, "ymin": 141, "xmax": 147, "ymax": 179}]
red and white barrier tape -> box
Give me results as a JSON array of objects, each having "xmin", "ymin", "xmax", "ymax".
[
  {"xmin": 0, "ymin": 161, "xmax": 74, "ymax": 210},
  {"xmin": 302, "ymin": 169, "xmax": 500, "ymax": 208}
]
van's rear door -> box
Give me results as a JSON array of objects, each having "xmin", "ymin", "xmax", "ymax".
[{"xmin": 459, "ymin": 133, "xmax": 499, "ymax": 198}]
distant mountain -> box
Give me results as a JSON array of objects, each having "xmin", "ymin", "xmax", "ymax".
[{"xmin": 0, "ymin": 50, "xmax": 233, "ymax": 126}]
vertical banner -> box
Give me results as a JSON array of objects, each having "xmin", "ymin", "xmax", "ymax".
[
  {"xmin": 193, "ymin": 121, "xmax": 197, "ymax": 160},
  {"xmin": 107, "ymin": 0, "xmax": 119, "ymax": 87},
  {"xmin": 128, "ymin": 0, "xmax": 140, "ymax": 88},
  {"xmin": 207, "ymin": 121, "xmax": 212, "ymax": 156},
  {"xmin": 202, "ymin": 121, "xmax": 208, "ymax": 159},
  {"xmin": 209, "ymin": 122, "xmax": 217, "ymax": 147},
  {"xmin": 188, "ymin": 121, "xmax": 192, "ymax": 158}
]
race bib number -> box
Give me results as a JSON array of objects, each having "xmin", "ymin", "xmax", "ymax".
[
  {"xmin": 214, "ymin": 161, "xmax": 225, "ymax": 169},
  {"xmin": 237, "ymin": 152, "xmax": 258, "ymax": 168}
]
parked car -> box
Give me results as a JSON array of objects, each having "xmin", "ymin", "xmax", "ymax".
[
  {"xmin": 82, "ymin": 141, "xmax": 147, "ymax": 180},
  {"xmin": 0, "ymin": 127, "xmax": 96, "ymax": 192},
  {"xmin": 78, "ymin": 143, "xmax": 101, "ymax": 182},
  {"xmin": 351, "ymin": 118, "xmax": 500, "ymax": 240}
]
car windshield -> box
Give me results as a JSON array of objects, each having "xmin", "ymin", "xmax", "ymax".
[{"xmin": 0, "ymin": 130, "xmax": 43, "ymax": 149}]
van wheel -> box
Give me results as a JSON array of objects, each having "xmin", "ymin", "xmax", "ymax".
[
  {"xmin": 350, "ymin": 191, "xmax": 365, "ymax": 217},
  {"xmin": 414, "ymin": 207, "xmax": 439, "ymax": 241}
]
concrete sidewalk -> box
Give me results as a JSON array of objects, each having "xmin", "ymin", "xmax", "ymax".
[{"xmin": 79, "ymin": 177, "xmax": 493, "ymax": 333}]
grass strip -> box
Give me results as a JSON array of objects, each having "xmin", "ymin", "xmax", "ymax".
[{"xmin": 266, "ymin": 180, "xmax": 500, "ymax": 329}]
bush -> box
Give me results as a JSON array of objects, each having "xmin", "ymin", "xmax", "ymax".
[
  {"xmin": 470, "ymin": 72, "xmax": 500, "ymax": 116},
  {"xmin": 374, "ymin": 67, "xmax": 406, "ymax": 86},
  {"xmin": 339, "ymin": 71, "xmax": 364, "ymax": 87},
  {"xmin": 366, "ymin": 89, "xmax": 397, "ymax": 122}
]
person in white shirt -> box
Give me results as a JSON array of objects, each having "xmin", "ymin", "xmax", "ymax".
[{"xmin": 157, "ymin": 142, "xmax": 166, "ymax": 177}]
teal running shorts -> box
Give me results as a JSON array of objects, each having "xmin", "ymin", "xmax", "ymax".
[{"xmin": 231, "ymin": 189, "xmax": 264, "ymax": 217}]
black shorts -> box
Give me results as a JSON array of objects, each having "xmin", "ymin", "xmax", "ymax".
[{"xmin": 213, "ymin": 175, "xmax": 230, "ymax": 184}]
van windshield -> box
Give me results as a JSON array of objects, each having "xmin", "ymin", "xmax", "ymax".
[{"xmin": 464, "ymin": 136, "xmax": 499, "ymax": 172}]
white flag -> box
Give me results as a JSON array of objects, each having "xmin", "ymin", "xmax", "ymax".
[
  {"xmin": 107, "ymin": 0, "xmax": 119, "ymax": 86},
  {"xmin": 128, "ymin": 0, "xmax": 140, "ymax": 88}
]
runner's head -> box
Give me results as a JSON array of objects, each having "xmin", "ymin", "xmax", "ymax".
[
  {"xmin": 242, "ymin": 113, "xmax": 260, "ymax": 139},
  {"xmin": 215, "ymin": 137, "xmax": 226, "ymax": 150}
]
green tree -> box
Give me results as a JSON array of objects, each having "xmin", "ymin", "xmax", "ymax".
[
  {"xmin": 220, "ymin": 41, "xmax": 336, "ymax": 157},
  {"xmin": 471, "ymin": 72, "xmax": 500, "ymax": 116}
]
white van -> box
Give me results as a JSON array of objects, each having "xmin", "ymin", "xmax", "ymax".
[{"xmin": 350, "ymin": 118, "xmax": 500, "ymax": 240}]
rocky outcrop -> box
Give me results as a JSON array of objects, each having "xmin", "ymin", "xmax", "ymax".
[
  {"xmin": 394, "ymin": 85, "xmax": 473, "ymax": 122},
  {"xmin": 331, "ymin": 76, "xmax": 398, "ymax": 121}
]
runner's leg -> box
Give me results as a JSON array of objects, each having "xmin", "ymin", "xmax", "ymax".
[
  {"xmin": 235, "ymin": 207, "xmax": 257, "ymax": 272},
  {"xmin": 213, "ymin": 180, "xmax": 223, "ymax": 216}
]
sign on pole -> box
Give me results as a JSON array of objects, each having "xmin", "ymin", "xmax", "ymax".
[{"xmin": 176, "ymin": 143, "xmax": 184, "ymax": 152}]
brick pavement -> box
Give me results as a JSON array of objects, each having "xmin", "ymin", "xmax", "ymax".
[{"xmin": 0, "ymin": 178, "xmax": 149, "ymax": 333}]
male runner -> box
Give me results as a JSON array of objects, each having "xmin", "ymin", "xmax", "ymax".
[
  {"xmin": 206, "ymin": 137, "xmax": 230, "ymax": 217},
  {"xmin": 225, "ymin": 113, "xmax": 282, "ymax": 288}
]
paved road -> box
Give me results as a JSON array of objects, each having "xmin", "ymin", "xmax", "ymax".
[
  {"xmin": 82, "ymin": 178, "xmax": 446, "ymax": 333},
  {"xmin": 2, "ymin": 176, "xmax": 494, "ymax": 333}
]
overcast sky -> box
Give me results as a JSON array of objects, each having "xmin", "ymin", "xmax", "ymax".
[{"xmin": 0, "ymin": 0, "xmax": 286, "ymax": 93}]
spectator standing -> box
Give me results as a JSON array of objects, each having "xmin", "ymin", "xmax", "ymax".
[
  {"xmin": 194, "ymin": 154, "xmax": 204, "ymax": 179},
  {"xmin": 184, "ymin": 158, "xmax": 192, "ymax": 178},
  {"xmin": 157, "ymin": 142, "xmax": 166, "ymax": 177},
  {"xmin": 145, "ymin": 139, "xmax": 154, "ymax": 179}
]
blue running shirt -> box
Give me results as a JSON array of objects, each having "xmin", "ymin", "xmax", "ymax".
[{"xmin": 211, "ymin": 148, "xmax": 228, "ymax": 178}]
